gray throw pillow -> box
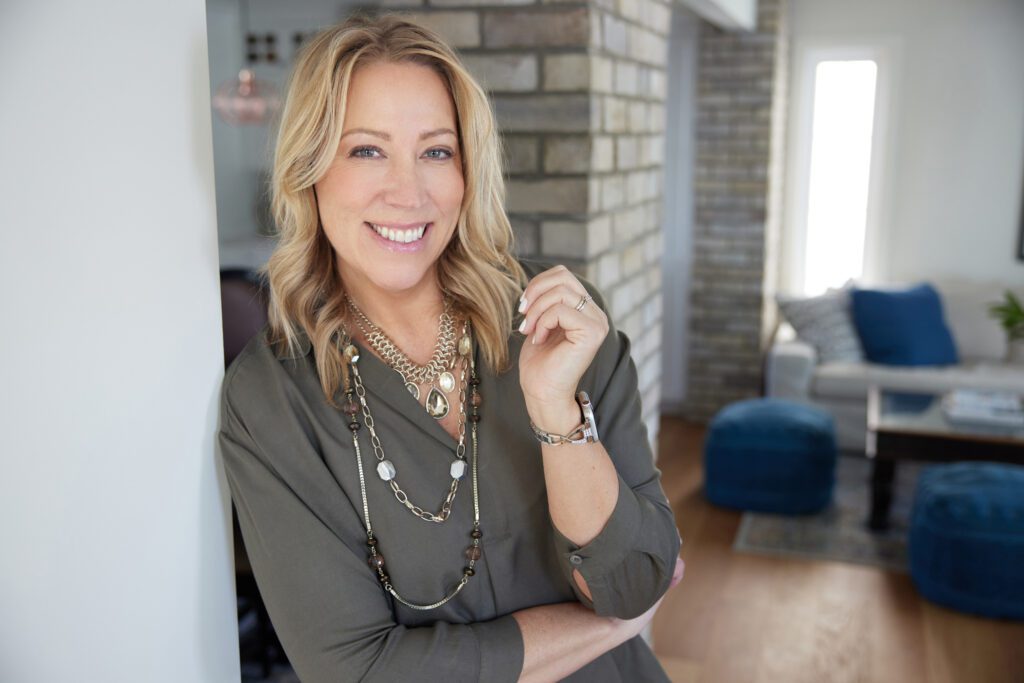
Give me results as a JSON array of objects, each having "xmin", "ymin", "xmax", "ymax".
[{"xmin": 777, "ymin": 289, "xmax": 865, "ymax": 363}]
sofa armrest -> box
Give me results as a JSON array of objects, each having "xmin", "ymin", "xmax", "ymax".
[{"xmin": 766, "ymin": 338, "xmax": 818, "ymax": 400}]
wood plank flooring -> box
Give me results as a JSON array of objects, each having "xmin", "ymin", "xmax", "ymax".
[{"xmin": 650, "ymin": 417, "xmax": 1024, "ymax": 683}]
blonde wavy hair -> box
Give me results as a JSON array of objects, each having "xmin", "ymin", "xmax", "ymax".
[{"xmin": 262, "ymin": 13, "xmax": 528, "ymax": 406}]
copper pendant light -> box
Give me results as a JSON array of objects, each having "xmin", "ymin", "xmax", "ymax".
[
  {"xmin": 211, "ymin": 0, "xmax": 280, "ymax": 126},
  {"xmin": 212, "ymin": 68, "xmax": 279, "ymax": 126}
]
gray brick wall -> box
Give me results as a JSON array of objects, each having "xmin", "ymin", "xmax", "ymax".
[
  {"xmin": 374, "ymin": 0, "xmax": 671, "ymax": 447},
  {"xmin": 682, "ymin": 0, "xmax": 788, "ymax": 421}
]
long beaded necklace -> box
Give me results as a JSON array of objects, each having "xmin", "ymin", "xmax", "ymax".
[
  {"xmin": 341, "ymin": 319, "xmax": 472, "ymax": 524},
  {"xmin": 345, "ymin": 293, "xmax": 459, "ymax": 420},
  {"xmin": 340, "ymin": 327, "xmax": 484, "ymax": 610}
]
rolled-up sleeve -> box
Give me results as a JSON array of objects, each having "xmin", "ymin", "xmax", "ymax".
[
  {"xmin": 218, "ymin": 373, "xmax": 524, "ymax": 683},
  {"xmin": 549, "ymin": 279, "xmax": 683, "ymax": 619}
]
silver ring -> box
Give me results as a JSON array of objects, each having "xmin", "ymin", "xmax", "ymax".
[{"xmin": 575, "ymin": 294, "xmax": 592, "ymax": 312}]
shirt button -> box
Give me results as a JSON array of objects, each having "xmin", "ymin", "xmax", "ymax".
[{"xmin": 569, "ymin": 554, "xmax": 583, "ymax": 565}]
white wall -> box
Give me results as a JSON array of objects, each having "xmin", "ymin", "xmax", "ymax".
[
  {"xmin": 0, "ymin": 1, "xmax": 239, "ymax": 681},
  {"xmin": 786, "ymin": 0, "xmax": 1024, "ymax": 288}
]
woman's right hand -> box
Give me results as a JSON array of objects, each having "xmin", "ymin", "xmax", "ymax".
[{"xmin": 613, "ymin": 556, "xmax": 685, "ymax": 641}]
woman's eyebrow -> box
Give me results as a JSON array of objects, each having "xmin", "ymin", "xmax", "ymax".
[{"xmin": 339, "ymin": 127, "xmax": 457, "ymax": 141}]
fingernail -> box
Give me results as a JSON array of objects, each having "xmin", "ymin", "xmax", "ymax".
[
  {"xmin": 532, "ymin": 334, "xmax": 538, "ymax": 345},
  {"xmin": 518, "ymin": 320, "xmax": 526, "ymax": 333},
  {"xmin": 518, "ymin": 296, "xmax": 528, "ymax": 313}
]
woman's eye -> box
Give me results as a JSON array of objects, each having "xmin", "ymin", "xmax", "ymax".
[
  {"xmin": 349, "ymin": 146, "xmax": 382, "ymax": 159},
  {"xmin": 424, "ymin": 148, "xmax": 454, "ymax": 160}
]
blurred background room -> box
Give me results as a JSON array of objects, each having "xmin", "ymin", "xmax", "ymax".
[{"xmin": 2, "ymin": 0, "xmax": 1022, "ymax": 681}]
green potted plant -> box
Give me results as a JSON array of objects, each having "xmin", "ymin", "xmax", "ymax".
[{"xmin": 989, "ymin": 290, "xmax": 1024, "ymax": 364}]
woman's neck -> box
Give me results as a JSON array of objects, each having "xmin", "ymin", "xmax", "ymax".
[{"xmin": 341, "ymin": 271, "xmax": 448, "ymax": 362}]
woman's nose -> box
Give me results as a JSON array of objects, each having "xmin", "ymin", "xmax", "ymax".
[{"xmin": 382, "ymin": 160, "xmax": 427, "ymax": 208}]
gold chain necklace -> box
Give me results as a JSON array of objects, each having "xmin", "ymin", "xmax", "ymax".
[
  {"xmin": 345, "ymin": 294, "xmax": 458, "ymax": 420},
  {"xmin": 341, "ymin": 328, "xmax": 484, "ymax": 610}
]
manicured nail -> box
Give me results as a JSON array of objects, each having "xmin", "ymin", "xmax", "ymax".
[
  {"xmin": 518, "ymin": 320, "xmax": 526, "ymax": 333},
  {"xmin": 518, "ymin": 296, "xmax": 528, "ymax": 313}
]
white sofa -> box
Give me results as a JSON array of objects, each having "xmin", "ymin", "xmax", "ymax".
[{"xmin": 766, "ymin": 280, "xmax": 1024, "ymax": 452}]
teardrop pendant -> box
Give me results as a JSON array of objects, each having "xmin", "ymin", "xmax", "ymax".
[{"xmin": 425, "ymin": 386, "xmax": 450, "ymax": 419}]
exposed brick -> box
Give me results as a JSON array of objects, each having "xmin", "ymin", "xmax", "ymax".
[
  {"xmin": 462, "ymin": 53, "xmax": 538, "ymax": 93},
  {"xmin": 599, "ymin": 174, "xmax": 626, "ymax": 211},
  {"xmin": 683, "ymin": 0, "xmax": 786, "ymax": 421},
  {"xmin": 507, "ymin": 177, "xmax": 588, "ymax": 213},
  {"xmin": 543, "ymin": 54, "xmax": 590, "ymax": 91},
  {"xmin": 540, "ymin": 220, "xmax": 588, "ymax": 259},
  {"xmin": 588, "ymin": 214, "xmax": 612, "ymax": 255},
  {"xmin": 400, "ymin": 11, "xmax": 480, "ymax": 48},
  {"xmin": 591, "ymin": 136, "xmax": 615, "ymax": 172},
  {"xmin": 616, "ymin": 136, "xmax": 639, "ymax": 170},
  {"xmin": 543, "ymin": 135, "xmax": 591, "ymax": 173},
  {"xmin": 431, "ymin": 0, "xmax": 531, "ymax": 5},
  {"xmin": 511, "ymin": 217, "xmax": 539, "ymax": 256},
  {"xmin": 603, "ymin": 96, "xmax": 628, "ymax": 132},
  {"xmin": 628, "ymin": 101, "xmax": 647, "ymax": 132},
  {"xmin": 493, "ymin": 94, "xmax": 591, "ymax": 132},
  {"xmin": 502, "ymin": 135, "xmax": 540, "ymax": 174},
  {"xmin": 591, "ymin": 55, "xmax": 614, "ymax": 93},
  {"xmin": 597, "ymin": 251, "xmax": 620, "ymax": 288},
  {"xmin": 622, "ymin": 243, "xmax": 644, "ymax": 276},
  {"xmin": 614, "ymin": 61, "xmax": 639, "ymax": 96},
  {"xmin": 483, "ymin": 8, "xmax": 589, "ymax": 48},
  {"xmin": 602, "ymin": 14, "xmax": 628, "ymax": 55}
]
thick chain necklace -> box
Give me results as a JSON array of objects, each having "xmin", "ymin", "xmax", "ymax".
[
  {"xmin": 345, "ymin": 294, "xmax": 459, "ymax": 420},
  {"xmin": 341, "ymin": 329, "xmax": 484, "ymax": 611}
]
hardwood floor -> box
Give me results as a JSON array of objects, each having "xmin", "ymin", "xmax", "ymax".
[{"xmin": 650, "ymin": 417, "xmax": 1024, "ymax": 683}]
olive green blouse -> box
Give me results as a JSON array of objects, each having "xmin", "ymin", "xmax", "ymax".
[{"xmin": 218, "ymin": 260, "xmax": 681, "ymax": 682}]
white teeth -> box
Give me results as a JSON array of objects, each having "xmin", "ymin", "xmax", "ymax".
[{"xmin": 370, "ymin": 223, "xmax": 428, "ymax": 243}]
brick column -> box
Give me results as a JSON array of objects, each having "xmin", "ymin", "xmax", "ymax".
[
  {"xmin": 682, "ymin": 0, "xmax": 788, "ymax": 421},
  {"xmin": 377, "ymin": 0, "xmax": 672, "ymax": 446}
]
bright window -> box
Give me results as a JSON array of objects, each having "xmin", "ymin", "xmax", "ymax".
[{"xmin": 802, "ymin": 60, "xmax": 877, "ymax": 295}]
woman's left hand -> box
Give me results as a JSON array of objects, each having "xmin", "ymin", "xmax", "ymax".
[{"xmin": 517, "ymin": 265, "xmax": 610, "ymax": 419}]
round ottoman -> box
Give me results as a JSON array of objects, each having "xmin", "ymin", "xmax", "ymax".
[
  {"xmin": 704, "ymin": 398, "xmax": 837, "ymax": 514},
  {"xmin": 909, "ymin": 462, "xmax": 1024, "ymax": 620}
]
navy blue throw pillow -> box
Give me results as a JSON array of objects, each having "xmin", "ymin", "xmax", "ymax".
[{"xmin": 850, "ymin": 284, "xmax": 959, "ymax": 366}]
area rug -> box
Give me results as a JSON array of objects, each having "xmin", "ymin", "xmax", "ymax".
[{"xmin": 732, "ymin": 455, "xmax": 924, "ymax": 572}]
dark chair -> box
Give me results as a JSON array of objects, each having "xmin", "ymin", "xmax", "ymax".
[
  {"xmin": 220, "ymin": 268, "xmax": 269, "ymax": 368},
  {"xmin": 219, "ymin": 269, "xmax": 289, "ymax": 678}
]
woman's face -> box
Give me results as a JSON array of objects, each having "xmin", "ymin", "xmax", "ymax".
[{"xmin": 315, "ymin": 60, "xmax": 464, "ymax": 296}]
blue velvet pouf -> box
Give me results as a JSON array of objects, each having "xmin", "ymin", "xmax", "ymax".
[
  {"xmin": 704, "ymin": 398, "xmax": 837, "ymax": 514},
  {"xmin": 909, "ymin": 462, "xmax": 1024, "ymax": 620}
]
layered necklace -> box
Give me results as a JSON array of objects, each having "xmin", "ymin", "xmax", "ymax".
[
  {"xmin": 339, "ymin": 311, "xmax": 484, "ymax": 611},
  {"xmin": 345, "ymin": 293, "xmax": 460, "ymax": 420}
]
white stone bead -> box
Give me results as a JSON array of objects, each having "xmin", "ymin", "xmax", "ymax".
[
  {"xmin": 377, "ymin": 460, "xmax": 396, "ymax": 481},
  {"xmin": 450, "ymin": 459, "xmax": 467, "ymax": 480}
]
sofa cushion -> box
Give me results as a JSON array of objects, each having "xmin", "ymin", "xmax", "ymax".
[
  {"xmin": 851, "ymin": 284, "xmax": 958, "ymax": 366},
  {"xmin": 812, "ymin": 360, "xmax": 1024, "ymax": 400},
  {"xmin": 777, "ymin": 289, "xmax": 864, "ymax": 363}
]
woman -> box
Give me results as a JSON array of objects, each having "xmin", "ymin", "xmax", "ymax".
[{"xmin": 218, "ymin": 13, "xmax": 683, "ymax": 682}]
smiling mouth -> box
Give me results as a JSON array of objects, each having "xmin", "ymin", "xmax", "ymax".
[{"xmin": 367, "ymin": 222, "xmax": 429, "ymax": 244}]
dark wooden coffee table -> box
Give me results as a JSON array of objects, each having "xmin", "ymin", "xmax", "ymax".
[{"xmin": 866, "ymin": 386, "xmax": 1024, "ymax": 530}]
